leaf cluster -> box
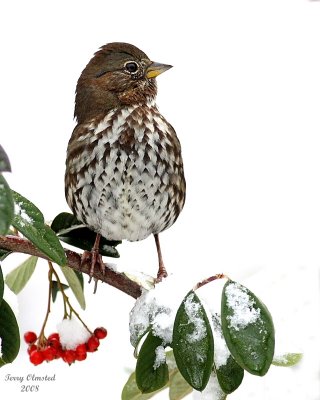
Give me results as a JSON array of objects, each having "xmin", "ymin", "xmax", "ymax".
[
  {"xmin": 123, "ymin": 280, "xmax": 302, "ymax": 399},
  {"xmin": 0, "ymin": 145, "xmax": 20, "ymax": 366}
]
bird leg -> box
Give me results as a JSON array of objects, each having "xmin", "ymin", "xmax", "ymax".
[
  {"xmin": 81, "ymin": 233, "xmax": 105, "ymax": 277},
  {"xmin": 154, "ymin": 234, "xmax": 168, "ymax": 282}
]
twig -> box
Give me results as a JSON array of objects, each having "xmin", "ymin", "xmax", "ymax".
[{"xmin": 193, "ymin": 273, "xmax": 227, "ymax": 291}]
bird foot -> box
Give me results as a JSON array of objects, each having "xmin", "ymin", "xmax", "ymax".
[
  {"xmin": 81, "ymin": 250, "xmax": 105, "ymax": 277},
  {"xmin": 155, "ymin": 268, "xmax": 168, "ymax": 283}
]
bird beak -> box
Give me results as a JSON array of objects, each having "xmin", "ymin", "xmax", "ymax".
[{"xmin": 146, "ymin": 62, "xmax": 173, "ymax": 79}]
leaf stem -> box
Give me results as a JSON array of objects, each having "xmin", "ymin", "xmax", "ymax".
[{"xmin": 193, "ymin": 273, "xmax": 227, "ymax": 291}]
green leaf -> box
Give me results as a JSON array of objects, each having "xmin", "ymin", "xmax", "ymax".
[
  {"xmin": 51, "ymin": 212, "xmax": 121, "ymax": 258},
  {"xmin": 272, "ymin": 353, "xmax": 303, "ymax": 367},
  {"xmin": 216, "ymin": 355, "xmax": 244, "ymax": 394},
  {"xmin": 51, "ymin": 212, "xmax": 84, "ymax": 234},
  {"xmin": 169, "ymin": 370, "xmax": 193, "ymax": 400},
  {"xmin": 74, "ymin": 270, "xmax": 84, "ymax": 290},
  {"xmin": 136, "ymin": 331, "xmax": 169, "ymax": 393},
  {"xmin": 5, "ymin": 256, "xmax": 38, "ymax": 294},
  {"xmin": 59, "ymin": 266, "xmax": 85, "ymax": 309},
  {"xmin": 12, "ymin": 192, "xmax": 67, "ymax": 266},
  {"xmin": 51, "ymin": 280, "xmax": 69, "ymax": 303},
  {"xmin": 121, "ymin": 372, "xmax": 166, "ymax": 400},
  {"xmin": 122, "ymin": 351, "xmax": 186, "ymax": 400},
  {"xmin": 211, "ymin": 313, "xmax": 244, "ymax": 394},
  {"xmin": 0, "ymin": 145, "xmax": 11, "ymax": 172},
  {"xmin": 0, "ymin": 249, "xmax": 12, "ymax": 261},
  {"xmin": 221, "ymin": 280, "xmax": 275, "ymax": 377},
  {"xmin": 0, "ymin": 266, "xmax": 4, "ymax": 305},
  {"xmin": 0, "ymin": 175, "xmax": 14, "ymax": 235},
  {"xmin": 0, "ymin": 299, "xmax": 20, "ymax": 367},
  {"xmin": 172, "ymin": 290, "xmax": 214, "ymax": 391}
]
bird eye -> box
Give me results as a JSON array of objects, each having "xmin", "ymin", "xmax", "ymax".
[{"xmin": 125, "ymin": 61, "xmax": 139, "ymax": 73}]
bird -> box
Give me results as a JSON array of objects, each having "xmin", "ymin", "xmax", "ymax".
[{"xmin": 65, "ymin": 42, "xmax": 186, "ymax": 282}]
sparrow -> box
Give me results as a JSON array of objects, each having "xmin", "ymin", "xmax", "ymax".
[{"xmin": 65, "ymin": 42, "xmax": 186, "ymax": 281}]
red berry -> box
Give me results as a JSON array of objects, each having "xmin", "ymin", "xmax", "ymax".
[
  {"xmin": 62, "ymin": 350, "xmax": 76, "ymax": 364},
  {"xmin": 75, "ymin": 351, "xmax": 87, "ymax": 361},
  {"xmin": 86, "ymin": 336, "xmax": 100, "ymax": 352},
  {"xmin": 48, "ymin": 337, "xmax": 61, "ymax": 350},
  {"xmin": 55, "ymin": 348, "xmax": 64, "ymax": 359},
  {"xmin": 75, "ymin": 343, "xmax": 87, "ymax": 361},
  {"xmin": 24, "ymin": 331, "xmax": 37, "ymax": 344},
  {"xmin": 94, "ymin": 327, "xmax": 107, "ymax": 339},
  {"xmin": 42, "ymin": 347, "xmax": 56, "ymax": 361},
  {"xmin": 75, "ymin": 343, "xmax": 87, "ymax": 355},
  {"xmin": 29, "ymin": 350, "xmax": 44, "ymax": 366},
  {"xmin": 48, "ymin": 332, "xmax": 60, "ymax": 342},
  {"xmin": 27, "ymin": 344, "xmax": 37, "ymax": 355}
]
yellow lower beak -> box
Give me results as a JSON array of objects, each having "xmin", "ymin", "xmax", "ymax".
[{"xmin": 146, "ymin": 62, "xmax": 173, "ymax": 79}]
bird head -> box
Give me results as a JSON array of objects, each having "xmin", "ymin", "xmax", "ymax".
[{"xmin": 74, "ymin": 42, "xmax": 172, "ymax": 123}]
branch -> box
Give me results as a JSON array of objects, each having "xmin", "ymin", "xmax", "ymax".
[{"xmin": 0, "ymin": 235, "xmax": 143, "ymax": 299}]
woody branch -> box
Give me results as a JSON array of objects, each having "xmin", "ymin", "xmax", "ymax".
[{"xmin": 0, "ymin": 235, "xmax": 142, "ymax": 299}]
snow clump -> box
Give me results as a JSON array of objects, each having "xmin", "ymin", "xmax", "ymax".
[
  {"xmin": 129, "ymin": 275, "xmax": 193, "ymax": 346},
  {"xmin": 57, "ymin": 317, "xmax": 91, "ymax": 350}
]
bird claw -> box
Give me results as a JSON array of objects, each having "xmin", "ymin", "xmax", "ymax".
[
  {"xmin": 81, "ymin": 250, "xmax": 105, "ymax": 277},
  {"xmin": 155, "ymin": 267, "xmax": 168, "ymax": 284}
]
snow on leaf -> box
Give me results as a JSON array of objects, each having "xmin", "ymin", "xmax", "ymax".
[
  {"xmin": 172, "ymin": 290, "xmax": 214, "ymax": 391},
  {"xmin": 221, "ymin": 280, "xmax": 275, "ymax": 376},
  {"xmin": 129, "ymin": 276, "xmax": 193, "ymax": 348},
  {"xmin": 272, "ymin": 353, "xmax": 303, "ymax": 367},
  {"xmin": 153, "ymin": 345, "xmax": 166, "ymax": 370},
  {"xmin": 211, "ymin": 314, "xmax": 244, "ymax": 394},
  {"xmin": 211, "ymin": 314, "xmax": 230, "ymax": 368},
  {"xmin": 14, "ymin": 202, "xmax": 34, "ymax": 224},
  {"xmin": 184, "ymin": 292, "xmax": 206, "ymax": 342},
  {"xmin": 224, "ymin": 282, "xmax": 260, "ymax": 331},
  {"xmin": 135, "ymin": 331, "xmax": 169, "ymax": 393}
]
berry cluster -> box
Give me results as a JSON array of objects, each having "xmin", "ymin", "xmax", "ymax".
[{"xmin": 24, "ymin": 327, "xmax": 107, "ymax": 366}]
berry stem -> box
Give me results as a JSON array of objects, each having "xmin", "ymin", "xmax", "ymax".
[
  {"xmin": 50, "ymin": 264, "xmax": 92, "ymax": 334},
  {"xmin": 38, "ymin": 262, "xmax": 54, "ymax": 347},
  {"xmin": 69, "ymin": 307, "xmax": 92, "ymax": 335},
  {"xmin": 50, "ymin": 264, "xmax": 69, "ymax": 318}
]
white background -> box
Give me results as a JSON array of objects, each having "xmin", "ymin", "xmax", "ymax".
[{"xmin": 0, "ymin": 0, "xmax": 320, "ymax": 399}]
